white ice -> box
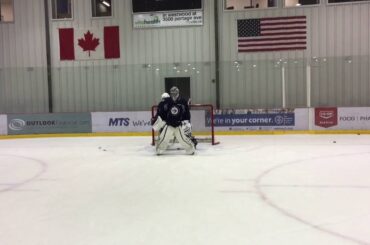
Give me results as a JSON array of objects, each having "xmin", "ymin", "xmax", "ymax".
[{"xmin": 0, "ymin": 135, "xmax": 370, "ymax": 245}]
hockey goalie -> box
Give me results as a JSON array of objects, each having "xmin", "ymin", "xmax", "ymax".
[{"xmin": 151, "ymin": 87, "xmax": 196, "ymax": 155}]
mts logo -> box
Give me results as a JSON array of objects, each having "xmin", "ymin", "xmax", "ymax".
[{"xmin": 109, "ymin": 118, "xmax": 130, "ymax": 126}]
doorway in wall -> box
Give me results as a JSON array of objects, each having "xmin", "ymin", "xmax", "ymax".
[{"xmin": 165, "ymin": 77, "xmax": 191, "ymax": 101}]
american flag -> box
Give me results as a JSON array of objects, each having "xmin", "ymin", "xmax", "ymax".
[{"xmin": 237, "ymin": 16, "xmax": 307, "ymax": 52}]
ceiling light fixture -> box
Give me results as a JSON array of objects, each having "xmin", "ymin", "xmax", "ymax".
[{"xmin": 102, "ymin": 1, "xmax": 110, "ymax": 7}]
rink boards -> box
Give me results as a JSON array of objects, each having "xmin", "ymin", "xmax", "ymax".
[{"xmin": 2, "ymin": 107, "xmax": 370, "ymax": 138}]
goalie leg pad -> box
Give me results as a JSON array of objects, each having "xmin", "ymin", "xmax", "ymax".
[
  {"xmin": 156, "ymin": 125, "xmax": 175, "ymax": 155},
  {"xmin": 174, "ymin": 126, "xmax": 195, "ymax": 155},
  {"xmin": 181, "ymin": 120, "xmax": 192, "ymax": 136}
]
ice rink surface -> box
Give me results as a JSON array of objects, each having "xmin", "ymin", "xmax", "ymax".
[{"xmin": 0, "ymin": 135, "xmax": 370, "ymax": 245}]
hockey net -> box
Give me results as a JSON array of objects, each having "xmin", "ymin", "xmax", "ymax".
[{"xmin": 151, "ymin": 104, "xmax": 219, "ymax": 146}]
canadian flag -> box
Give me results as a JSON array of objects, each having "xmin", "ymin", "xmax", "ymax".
[{"xmin": 58, "ymin": 26, "xmax": 120, "ymax": 60}]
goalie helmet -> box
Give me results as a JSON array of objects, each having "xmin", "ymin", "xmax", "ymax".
[{"xmin": 170, "ymin": 86, "xmax": 179, "ymax": 101}]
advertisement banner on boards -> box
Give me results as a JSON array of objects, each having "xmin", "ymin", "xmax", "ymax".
[
  {"xmin": 314, "ymin": 107, "xmax": 338, "ymax": 128},
  {"xmin": 92, "ymin": 112, "xmax": 152, "ymax": 132},
  {"xmin": 0, "ymin": 115, "xmax": 7, "ymax": 135},
  {"xmin": 92, "ymin": 110, "xmax": 209, "ymax": 133},
  {"xmin": 92, "ymin": 109, "xmax": 308, "ymax": 133},
  {"xmin": 7, "ymin": 113, "xmax": 92, "ymax": 135},
  {"xmin": 313, "ymin": 107, "xmax": 370, "ymax": 130},
  {"xmin": 208, "ymin": 108, "xmax": 309, "ymax": 131},
  {"xmin": 133, "ymin": 10, "xmax": 203, "ymax": 28}
]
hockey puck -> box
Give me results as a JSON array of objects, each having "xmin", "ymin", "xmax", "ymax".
[{"xmin": 333, "ymin": 141, "xmax": 336, "ymax": 143}]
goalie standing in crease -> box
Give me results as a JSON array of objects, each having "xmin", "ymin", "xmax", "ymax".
[{"xmin": 152, "ymin": 86, "xmax": 195, "ymax": 155}]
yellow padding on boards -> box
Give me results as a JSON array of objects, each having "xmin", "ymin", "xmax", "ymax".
[
  {"xmin": 0, "ymin": 132, "xmax": 151, "ymax": 140},
  {"xmin": 216, "ymin": 130, "xmax": 370, "ymax": 135},
  {"xmin": 1, "ymin": 130, "xmax": 370, "ymax": 140}
]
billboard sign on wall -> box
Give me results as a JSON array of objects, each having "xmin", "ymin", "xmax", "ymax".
[
  {"xmin": 313, "ymin": 107, "xmax": 370, "ymax": 130},
  {"xmin": 208, "ymin": 108, "xmax": 308, "ymax": 131},
  {"xmin": 0, "ymin": 115, "xmax": 7, "ymax": 135},
  {"xmin": 92, "ymin": 112, "xmax": 152, "ymax": 132},
  {"xmin": 133, "ymin": 10, "xmax": 203, "ymax": 28},
  {"xmin": 7, "ymin": 113, "xmax": 91, "ymax": 135}
]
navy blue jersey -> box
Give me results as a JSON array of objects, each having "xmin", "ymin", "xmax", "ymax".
[
  {"xmin": 153, "ymin": 98, "xmax": 170, "ymax": 120},
  {"xmin": 157, "ymin": 97, "xmax": 190, "ymax": 127}
]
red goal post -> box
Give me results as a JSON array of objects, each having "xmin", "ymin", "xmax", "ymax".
[{"xmin": 151, "ymin": 104, "xmax": 219, "ymax": 146}]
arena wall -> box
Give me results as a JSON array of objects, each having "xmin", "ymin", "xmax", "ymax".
[{"xmin": 1, "ymin": 0, "xmax": 370, "ymax": 113}]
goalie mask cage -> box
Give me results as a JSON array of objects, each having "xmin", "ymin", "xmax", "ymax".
[{"xmin": 151, "ymin": 104, "xmax": 219, "ymax": 146}]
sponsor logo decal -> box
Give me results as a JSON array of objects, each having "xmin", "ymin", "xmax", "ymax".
[
  {"xmin": 315, "ymin": 108, "xmax": 337, "ymax": 128},
  {"xmin": 109, "ymin": 118, "xmax": 130, "ymax": 127},
  {"xmin": 9, "ymin": 119, "xmax": 26, "ymax": 131}
]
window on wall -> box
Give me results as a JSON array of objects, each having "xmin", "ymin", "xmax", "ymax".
[
  {"xmin": 132, "ymin": 0, "xmax": 202, "ymax": 13},
  {"xmin": 225, "ymin": 0, "xmax": 277, "ymax": 10},
  {"xmin": 0, "ymin": 0, "xmax": 14, "ymax": 22},
  {"xmin": 328, "ymin": 0, "xmax": 368, "ymax": 3},
  {"xmin": 51, "ymin": 0, "xmax": 72, "ymax": 19},
  {"xmin": 285, "ymin": 0, "xmax": 319, "ymax": 7},
  {"xmin": 92, "ymin": 0, "xmax": 112, "ymax": 17}
]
